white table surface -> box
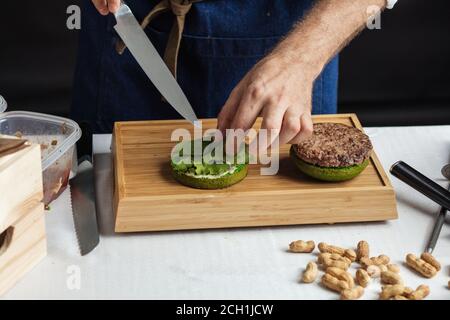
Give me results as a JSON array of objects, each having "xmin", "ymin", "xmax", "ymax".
[{"xmin": 3, "ymin": 125, "xmax": 450, "ymax": 300}]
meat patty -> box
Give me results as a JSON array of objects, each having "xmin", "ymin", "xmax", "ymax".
[{"xmin": 293, "ymin": 122, "xmax": 373, "ymax": 167}]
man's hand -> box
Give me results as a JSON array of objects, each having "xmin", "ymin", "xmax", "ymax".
[
  {"xmin": 218, "ymin": 0, "xmax": 387, "ymax": 145},
  {"xmin": 218, "ymin": 53, "xmax": 315, "ymax": 145},
  {"xmin": 92, "ymin": 0, "xmax": 120, "ymax": 15}
]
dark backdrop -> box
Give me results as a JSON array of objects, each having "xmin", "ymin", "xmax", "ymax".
[{"xmin": 1, "ymin": 0, "xmax": 449, "ymax": 126}]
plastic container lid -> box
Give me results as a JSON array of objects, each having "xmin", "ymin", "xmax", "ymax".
[
  {"xmin": 0, "ymin": 111, "xmax": 81, "ymax": 170},
  {"xmin": 0, "ymin": 95, "xmax": 6, "ymax": 113}
]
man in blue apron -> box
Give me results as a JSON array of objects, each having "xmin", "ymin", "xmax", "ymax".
[{"xmin": 72, "ymin": 0, "xmax": 395, "ymax": 144}]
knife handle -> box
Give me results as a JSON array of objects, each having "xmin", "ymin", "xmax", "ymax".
[{"xmin": 390, "ymin": 161, "xmax": 450, "ymax": 210}]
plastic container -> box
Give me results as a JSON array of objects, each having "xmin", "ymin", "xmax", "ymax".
[{"xmin": 0, "ymin": 106, "xmax": 81, "ymax": 205}]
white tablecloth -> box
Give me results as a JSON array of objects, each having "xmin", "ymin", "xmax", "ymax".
[{"xmin": 3, "ymin": 125, "xmax": 450, "ymax": 300}]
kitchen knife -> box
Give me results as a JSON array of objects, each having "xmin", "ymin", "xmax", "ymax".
[
  {"xmin": 390, "ymin": 161, "xmax": 450, "ymax": 210},
  {"xmin": 70, "ymin": 123, "xmax": 99, "ymax": 256},
  {"xmin": 425, "ymin": 165, "xmax": 450, "ymax": 253},
  {"xmin": 390, "ymin": 161, "xmax": 450, "ymax": 253},
  {"xmin": 114, "ymin": 2, "xmax": 199, "ymax": 125}
]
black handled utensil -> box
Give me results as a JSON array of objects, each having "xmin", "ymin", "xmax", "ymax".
[
  {"xmin": 390, "ymin": 161, "xmax": 450, "ymax": 253},
  {"xmin": 390, "ymin": 161, "xmax": 450, "ymax": 210}
]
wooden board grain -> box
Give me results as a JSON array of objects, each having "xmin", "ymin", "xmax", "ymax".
[{"xmin": 113, "ymin": 114, "xmax": 397, "ymax": 232}]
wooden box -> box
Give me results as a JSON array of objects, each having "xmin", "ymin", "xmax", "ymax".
[
  {"xmin": 112, "ymin": 114, "xmax": 397, "ymax": 233},
  {"xmin": 0, "ymin": 143, "xmax": 47, "ymax": 296}
]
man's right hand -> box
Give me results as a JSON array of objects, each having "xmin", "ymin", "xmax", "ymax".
[{"xmin": 92, "ymin": 0, "xmax": 120, "ymax": 15}]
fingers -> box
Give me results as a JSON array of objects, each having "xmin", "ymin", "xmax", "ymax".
[
  {"xmin": 92, "ymin": 0, "xmax": 120, "ymax": 15},
  {"xmin": 229, "ymin": 80, "xmax": 267, "ymax": 132},
  {"xmin": 92, "ymin": 0, "xmax": 109, "ymax": 15},
  {"xmin": 279, "ymin": 108, "xmax": 301, "ymax": 145},
  {"xmin": 288, "ymin": 112, "xmax": 314, "ymax": 144},
  {"xmin": 108, "ymin": 0, "xmax": 120, "ymax": 13},
  {"xmin": 260, "ymin": 104, "xmax": 284, "ymax": 149},
  {"xmin": 217, "ymin": 84, "xmax": 243, "ymax": 134}
]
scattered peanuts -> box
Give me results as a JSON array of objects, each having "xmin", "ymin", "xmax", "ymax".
[
  {"xmin": 321, "ymin": 273, "xmax": 350, "ymax": 292},
  {"xmin": 326, "ymin": 267, "xmax": 354, "ymax": 289},
  {"xmin": 380, "ymin": 271, "xmax": 403, "ymax": 285},
  {"xmin": 318, "ymin": 253, "xmax": 352, "ymax": 265},
  {"xmin": 302, "ymin": 262, "xmax": 318, "ymax": 283},
  {"xmin": 356, "ymin": 269, "xmax": 371, "ymax": 288},
  {"xmin": 386, "ymin": 264, "xmax": 400, "ymax": 273},
  {"xmin": 289, "ymin": 240, "xmax": 315, "ymax": 253},
  {"xmin": 322, "ymin": 257, "xmax": 350, "ymax": 270},
  {"xmin": 361, "ymin": 255, "xmax": 390, "ymax": 268},
  {"xmin": 287, "ymin": 240, "xmax": 441, "ymax": 299},
  {"xmin": 378, "ymin": 264, "xmax": 388, "ymax": 272},
  {"xmin": 408, "ymin": 285, "xmax": 430, "ymax": 300},
  {"xmin": 420, "ymin": 252, "xmax": 441, "ymax": 272},
  {"xmin": 366, "ymin": 265, "xmax": 381, "ymax": 278},
  {"xmin": 403, "ymin": 287, "xmax": 414, "ymax": 296},
  {"xmin": 344, "ymin": 249, "xmax": 357, "ymax": 262},
  {"xmin": 389, "ymin": 286, "xmax": 415, "ymax": 300},
  {"xmin": 318, "ymin": 242, "xmax": 346, "ymax": 256},
  {"xmin": 405, "ymin": 254, "xmax": 437, "ymax": 278},
  {"xmin": 356, "ymin": 240, "xmax": 369, "ymax": 262},
  {"xmin": 380, "ymin": 284, "xmax": 405, "ymax": 300},
  {"xmin": 341, "ymin": 286, "xmax": 364, "ymax": 300}
]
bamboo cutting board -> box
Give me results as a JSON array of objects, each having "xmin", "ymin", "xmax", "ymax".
[{"xmin": 112, "ymin": 114, "xmax": 397, "ymax": 232}]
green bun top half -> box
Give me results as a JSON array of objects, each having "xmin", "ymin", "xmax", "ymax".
[{"xmin": 170, "ymin": 138, "xmax": 249, "ymax": 189}]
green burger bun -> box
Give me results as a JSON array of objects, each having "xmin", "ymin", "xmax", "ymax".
[
  {"xmin": 170, "ymin": 139, "xmax": 249, "ymax": 189},
  {"xmin": 290, "ymin": 122, "xmax": 373, "ymax": 182},
  {"xmin": 290, "ymin": 146, "xmax": 370, "ymax": 182}
]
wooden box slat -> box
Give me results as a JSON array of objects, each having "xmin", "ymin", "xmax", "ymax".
[
  {"xmin": 113, "ymin": 114, "xmax": 397, "ymax": 232},
  {"xmin": 0, "ymin": 142, "xmax": 46, "ymax": 296},
  {"xmin": 0, "ymin": 144, "xmax": 43, "ymax": 233}
]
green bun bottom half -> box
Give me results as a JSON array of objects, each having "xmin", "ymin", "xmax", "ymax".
[
  {"xmin": 289, "ymin": 146, "xmax": 369, "ymax": 182},
  {"xmin": 171, "ymin": 163, "xmax": 248, "ymax": 189}
]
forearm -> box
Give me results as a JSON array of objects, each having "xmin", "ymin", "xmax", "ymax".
[{"xmin": 270, "ymin": 0, "xmax": 387, "ymax": 79}]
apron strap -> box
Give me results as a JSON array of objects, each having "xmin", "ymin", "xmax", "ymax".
[{"xmin": 116, "ymin": 0, "xmax": 202, "ymax": 79}]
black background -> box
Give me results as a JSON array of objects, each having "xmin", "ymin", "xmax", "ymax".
[{"xmin": 0, "ymin": 0, "xmax": 449, "ymax": 126}]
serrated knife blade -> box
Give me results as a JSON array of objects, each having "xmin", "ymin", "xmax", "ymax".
[
  {"xmin": 114, "ymin": 2, "xmax": 199, "ymax": 125},
  {"xmin": 70, "ymin": 160, "xmax": 99, "ymax": 255}
]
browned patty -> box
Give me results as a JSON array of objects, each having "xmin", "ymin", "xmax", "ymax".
[{"xmin": 293, "ymin": 122, "xmax": 373, "ymax": 167}]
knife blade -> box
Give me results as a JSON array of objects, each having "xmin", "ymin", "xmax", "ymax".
[
  {"xmin": 70, "ymin": 122, "xmax": 99, "ymax": 256},
  {"xmin": 114, "ymin": 2, "xmax": 199, "ymax": 125},
  {"xmin": 70, "ymin": 159, "xmax": 99, "ymax": 256}
]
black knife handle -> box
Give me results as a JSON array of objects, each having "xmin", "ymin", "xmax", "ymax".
[
  {"xmin": 76, "ymin": 121, "xmax": 93, "ymax": 164},
  {"xmin": 390, "ymin": 161, "xmax": 450, "ymax": 210}
]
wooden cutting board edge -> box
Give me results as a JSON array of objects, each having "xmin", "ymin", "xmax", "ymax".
[{"xmin": 112, "ymin": 113, "xmax": 398, "ymax": 232}]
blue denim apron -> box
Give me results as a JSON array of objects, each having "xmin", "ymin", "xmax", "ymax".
[{"xmin": 71, "ymin": 0, "xmax": 338, "ymax": 133}]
